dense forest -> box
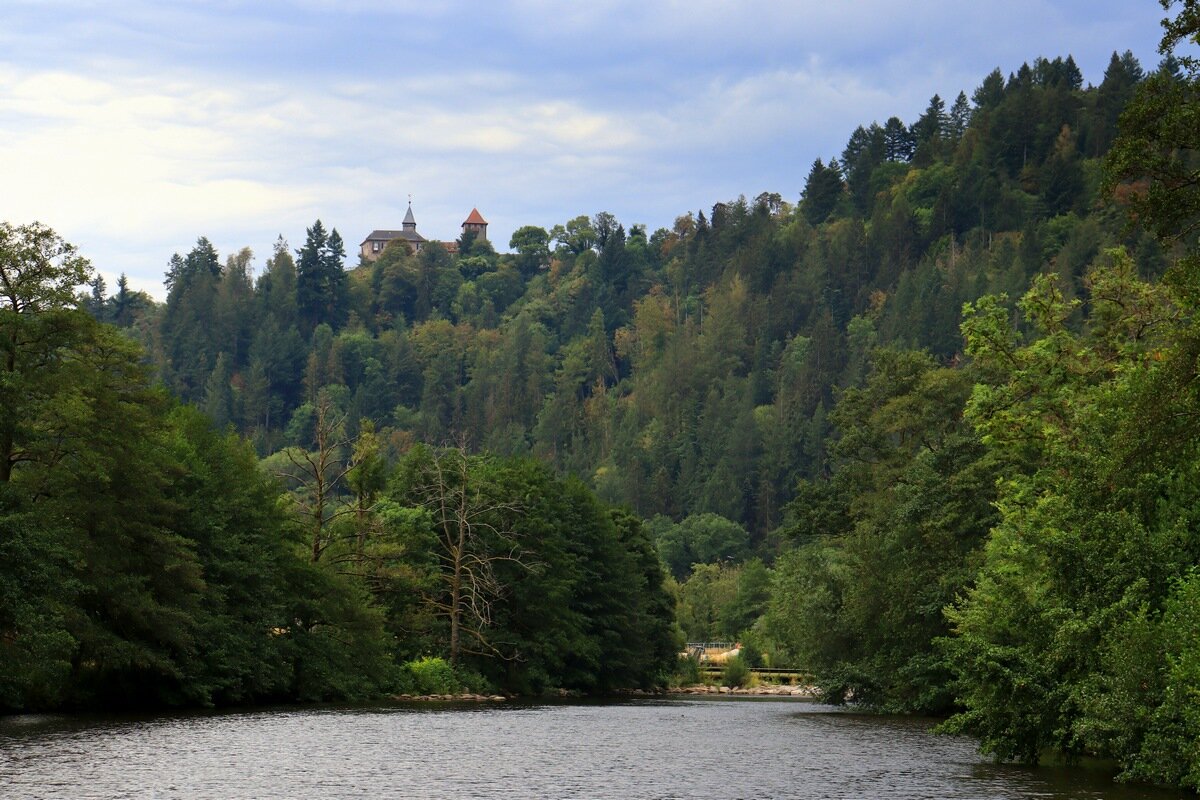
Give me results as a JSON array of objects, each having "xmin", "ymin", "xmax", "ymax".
[
  {"xmin": 7, "ymin": 0, "xmax": 1200, "ymax": 790},
  {"xmin": 1, "ymin": 221, "xmax": 677, "ymax": 708}
]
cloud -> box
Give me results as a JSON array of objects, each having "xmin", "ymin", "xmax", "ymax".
[{"xmin": 0, "ymin": 0, "xmax": 1170, "ymax": 300}]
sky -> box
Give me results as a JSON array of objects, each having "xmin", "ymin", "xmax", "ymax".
[{"xmin": 0, "ymin": 1, "xmax": 1170, "ymax": 299}]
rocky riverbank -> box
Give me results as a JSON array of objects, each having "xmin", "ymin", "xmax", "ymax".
[
  {"xmin": 391, "ymin": 693, "xmax": 509, "ymax": 702},
  {"xmin": 389, "ymin": 684, "xmax": 819, "ymax": 702},
  {"xmin": 670, "ymin": 684, "xmax": 818, "ymax": 697}
]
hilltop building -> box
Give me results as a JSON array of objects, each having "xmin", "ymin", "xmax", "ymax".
[
  {"xmin": 359, "ymin": 204, "xmax": 488, "ymax": 262},
  {"xmin": 462, "ymin": 208, "xmax": 488, "ymax": 242}
]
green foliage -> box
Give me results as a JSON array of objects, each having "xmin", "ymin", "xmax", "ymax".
[
  {"xmin": 674, "ymin": 654, "xmax": 701, "ymax": 686},
  {"xmin": 296, "ymin": 220, "xmax": 348, "ymax": 334},
  {"xmin": 655, "ymin": 513, "xmax": 751, "ymax": 580},
  {"xmin": 398, "ymin": 656, "xmax": 462, "ymax": 695},
  {"xmin": 26, "ymin": 33, "xmax": 1200, "ymax": 792},
  {"xmin": 721, "ymin": 655, "xmax": 751, "ymax": 688},
  {"xmin": 104, "ymin": 48, "xmax": 1156, "ymax": 545},
  {"xmin": 942, "ymin": 247, "xmax": 1200, "ymax": 776},
  {"xmin": 1122, "ymin": 571, "xmax": 1200, "ymax": 790},
  {"xmin": 0, "ymin": 223, "xmax": 397, "ymax": 711},
  {"xmin": 761, "ymin": 348, "xmax": 1000, "ymax": 712},
  {"xmin": 384, "ymin": 448, "xmax": 677, "ymax": 694},
  {"xmin": 801, "ymin": 158, "xmax": 845, "ymax": 225}
]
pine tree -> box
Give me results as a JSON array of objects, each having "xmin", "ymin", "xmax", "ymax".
[
  {"xmin": 972, "ymin": 68, "xmax": 1006, "ymax": 111},
  {"xmin": 882, "ymin": 116, "xmax": 914, "ymax": 161},
  {"xmin": 949, "ymin": 91, "xmax": 971, "ymax": 139},
  {"xmin": 802, "ymin": 158, "xmax": 845, "ymax": 225},
  {"xmin": 296, "ymin": 221, "xmax": 348, "ymax": 335}
]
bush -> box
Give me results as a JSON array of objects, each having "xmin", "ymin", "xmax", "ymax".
[
  {"xmin": 400, "ymin": 657, "xmax": 460, "ymax": 695},
  {"xmin": 395, "ymin": 657, "xmax": 494, "ymax": 696},
  {"xmin": 739, "ymin": 641, "xmax": 763, "ymax": 668},
  {"xmin": 452, "ymin": 665, "xmax": 491, "ymax": 694},
  {"xmin": 674, "ymin": 655, "xmax": 701, "ymax": 686},
  {"xmin": 722, "ymin": 655, "xmax": 751, "ymax": 688}
]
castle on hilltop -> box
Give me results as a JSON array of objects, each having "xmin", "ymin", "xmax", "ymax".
[{"xmin": 359, "ymin": 203, "xmax": 488, "ymax": 261}]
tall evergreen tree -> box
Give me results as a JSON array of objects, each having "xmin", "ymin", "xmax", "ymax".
[
  {"xmin": 801, "ymin": 158, "xmax": 844, "ymax": 225},
  {"xmin": 882, "ymin": 116, "xmax": 914, "ymax": 161},
  {"xmin": 160, "ymin": 238, "xmax": 222, "ymax": 401},
  {"xmin": 296, "ymin": 220, "xmax": 348, "ymax": 335}
]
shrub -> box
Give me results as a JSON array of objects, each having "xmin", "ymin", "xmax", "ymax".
[
  {"xmin": 402, "ymin": 657, "xmax": 460, "ymax": 695},
  {"xmin": 739, "ymin": 641, "xmax": 763, "ymax": 669},
  {"xmin": 674, "ymin": 655, "xmax": 701, "ymax": 686},
  {"xmin": 722, "ymin": 655, "xmax": 751, "ymax": 688}
]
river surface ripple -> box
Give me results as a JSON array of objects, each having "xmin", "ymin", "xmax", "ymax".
[{"xmin": 0, "ymin": 696, "xmax": 1188, "ymax": 799}]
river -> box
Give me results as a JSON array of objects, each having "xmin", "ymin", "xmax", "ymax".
[{"xmin": 0, "ymin": 696, "xmax": 1187, "ymax": 799}]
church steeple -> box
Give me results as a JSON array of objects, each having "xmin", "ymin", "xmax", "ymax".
[{"xmin": 402, "ymin": 201, "xmax": 417, "ymax": 232}]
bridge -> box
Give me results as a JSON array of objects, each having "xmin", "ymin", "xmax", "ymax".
[
  {"xmin": 684, "ymin": 643, "xmax": 809, "ymax": 684},
  {"xmin": 697, "ymin": 665, "xmax": 811, "ymax": 685}
]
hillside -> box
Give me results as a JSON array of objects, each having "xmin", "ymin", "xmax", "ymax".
[
  {"xmin": 93, "ymin": 51, "xmax": 1154, "ymax": 535},
  {"xmin": 60, "ymin": 29, "xmax": 1200, "ymax": 788}
]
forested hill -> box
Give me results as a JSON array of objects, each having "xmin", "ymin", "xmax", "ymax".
[
  {"xmin": 15, "ymin": 18, "xmax": 1200, "ymax": 787},
  {"xmin": 94, "ymin": 50, "xmax": 1157, "ymax": 542}
]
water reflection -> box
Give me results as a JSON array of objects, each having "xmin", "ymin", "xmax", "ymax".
[{"xmin": 0, "ymin": 698, "xmax": 1188, "ymax": 800}]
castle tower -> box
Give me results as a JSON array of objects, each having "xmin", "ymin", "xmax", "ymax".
[
  {"xmin": 462, "ymin": 208, "xmax": 488, "ymax": 242},
  {"xmin": 359, "ymin": 200, "xmax": 427, "ymax": 261}
]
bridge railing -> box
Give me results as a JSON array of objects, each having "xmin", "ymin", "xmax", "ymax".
[{"xmin": 697, "ymin": 665, "xmax": 812, "ymax": 685}]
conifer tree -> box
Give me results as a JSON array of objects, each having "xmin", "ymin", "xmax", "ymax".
[
  {"xmin": 801, "ymin": 158, "xmax": 844, "ymax": 225},
  {"xmin": 296, "ymin": 220, "xmax": 348, "ymax": 335}
]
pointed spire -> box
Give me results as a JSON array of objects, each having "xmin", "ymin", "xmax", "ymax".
[{"xmin": 403, "ymin": 201, "xmax": 416, "ymax": 230}]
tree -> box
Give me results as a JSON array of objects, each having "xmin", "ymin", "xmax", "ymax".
[
  {"xmin": 109, "ymin": 274, "xmax": 148, "ymax": 328},
  {"xmin": 882, "ymin": 116, "xmax": 914, "ymax": 161},
  {"xmin": 277, "ymin": 389, "xmax": 355, "ymax": 563},
  {"xmin": 1106, "ymin": 30, "xmax": 1200, "ymax": 289},
  {"xmin": 911, "ymin": 93, "xmax": 949, "ymax": 146},
  {"xmin": 160, "ymin": 238, "xmax": 222, "ymax": 401},
  {"xmin": 948, "ymin": 91, "xmax": 971, "ymax": 139},
  {"xmin": 392, "ymin": 444, "xmax": 534, "ymax": 665},
  {"xmin": 943, "ymin": 254, "xmax": 1194, "ymax": 771},
  {"xmin": 763, "ymin": 349, "xmax": 1000, "ymax": 711},
  {"xmin": 258, "ymin": 236, "xmax": 299, "ymax": 331},
  {"xmin": 509, "ymin": 225, "xmax": 550, "ymax": 277},
  {"xmin": 202, "ymin": 352, "xmax": 235, "ymax": 429},
  {"xmin": 549, "ymin": 215, "xmax": 597, "ymax": 256},
  {"xmin": 655, "ymin": 512, "xmax": 751, "ymax": 580},
  {"xmin": 801, "ymin": 158, "xmax": 844, "ymax": 225},
  {"xmin": 1091, "ymin": 50, "xmax": 1145, "ymax": 156},
  {"xmin": 842, "ymin": 124, "xmax": 887, "ymax": 213},
  {"xmin": 972, "ymin": 68, "xmax": 1005, "ymax": 111},
  {"xmin": 215, "ymin": 247, "xmax": 255, "ymax": 367},
  {"xmin": 0, "ymin": 222, "xmax": 92, "ymax": 483},
  {"xmin": 296, "ymin": 220, "xmax": 348, "ymax": 334},
  {"xmin": 85, "ymin": 275, "xmax": 107, "ymax": 321}
]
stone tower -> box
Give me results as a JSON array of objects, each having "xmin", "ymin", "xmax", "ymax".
[{"xmin": 462, "ymin": 208, "xmax": 488, "ymax": 242}]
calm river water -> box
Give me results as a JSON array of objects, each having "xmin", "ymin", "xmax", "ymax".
[{"xmin": 0, "ymin": 697, "xmax": 1188, "ymax": 799}]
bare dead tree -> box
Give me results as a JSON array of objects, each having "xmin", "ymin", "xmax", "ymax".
[
  {"xmin": 404, "ymin": 441, "xmax": 535, "ymax": 665},
  {"xmin": 277, "ymin": 391, "xmax": 356, "ymax": 562}
]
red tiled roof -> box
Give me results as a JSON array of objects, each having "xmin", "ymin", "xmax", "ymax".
[{"xmin": 463, "ymin": 208, "xmax": 487, "ymax": 225}]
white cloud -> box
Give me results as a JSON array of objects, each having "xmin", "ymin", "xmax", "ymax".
[
  {"xmin": 0, "ymin": 0, "xmax": 1170, "ymax": 300},
  {"xmin": 0, "ymin": 58, "xmax": 660, "ymax": 296}
]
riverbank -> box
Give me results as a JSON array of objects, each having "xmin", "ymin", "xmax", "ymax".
[
  {"xmin": 668, "ymin": 683, "xmax": 818, "ymax": 698},
  {"xmin": 391, "ymin": 692, "xmax": 509, "ymax": 702},
  {"xmin": 388, "ymin": 683, "xmax": 818, "ymax": 703}
]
